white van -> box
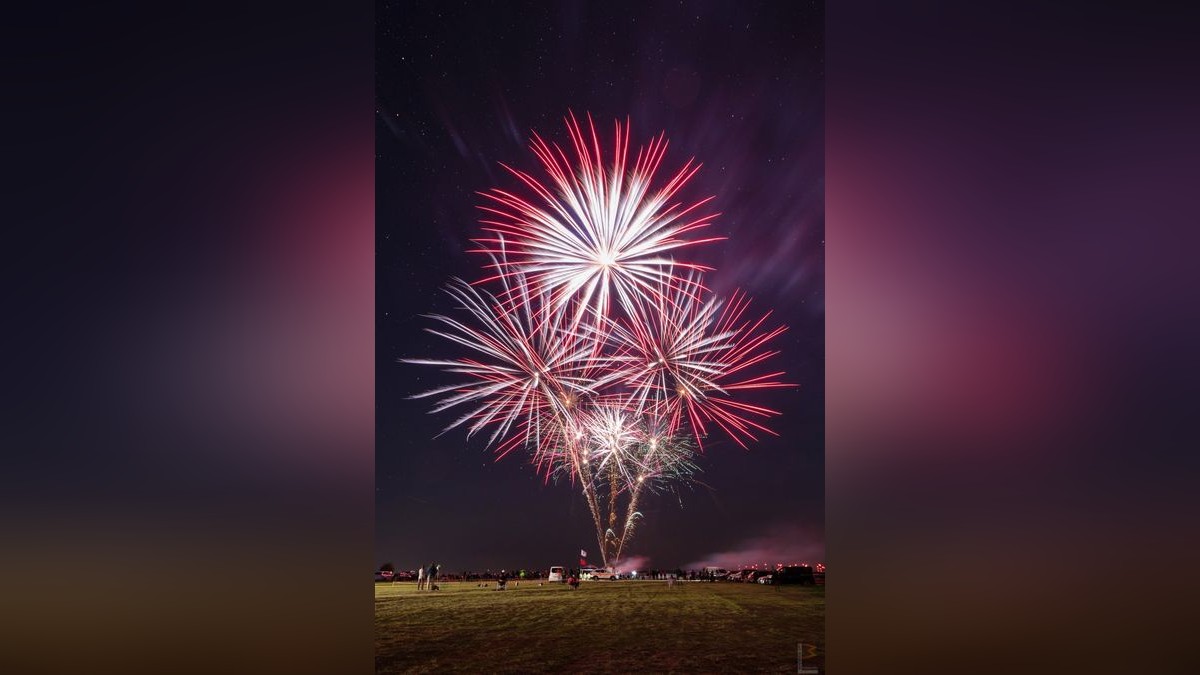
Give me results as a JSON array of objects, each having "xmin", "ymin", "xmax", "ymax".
[{"xmin": 548, "ymin": 566, "xmax": 564, "ymax": 582}]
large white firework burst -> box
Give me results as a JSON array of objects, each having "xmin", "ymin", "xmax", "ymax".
[{"xmin": 472, "ymin": 111, "xmax": 724, "ymax": 328}]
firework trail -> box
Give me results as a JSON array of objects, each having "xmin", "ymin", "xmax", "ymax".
[{"xmin": 405, "ymin": 113, "xmax": 791, "ymax": 567}]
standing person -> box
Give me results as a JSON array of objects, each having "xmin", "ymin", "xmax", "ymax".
[
  {"xmin": 417, "ymin": 563, "xmax": 426, "ymax": 591},
  {"xmin": 430, "ymin": 562, "xmax": 440, "ymax": 589}
]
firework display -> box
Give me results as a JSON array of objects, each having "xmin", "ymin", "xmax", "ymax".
[{"xmin": 406, "ymin": 113, "xmax": 789, "ymax": 567}]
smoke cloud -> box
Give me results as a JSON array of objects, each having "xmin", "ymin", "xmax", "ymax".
[
  {"xmin": 686, "ymin": 523, "xmax": 825, "ymax": 570},
  {"xmin": 612, "ymin": 555, "xmax": 652, "ymax": 574}
]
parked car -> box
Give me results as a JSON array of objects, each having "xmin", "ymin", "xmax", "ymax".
[
  {"xmin": 589, "ymin": 568, "xmax": 619, "ymax": 580},
  {"xmin": 747, "ymin": 570, "xmax": 773, "ymax": 583},
  {"xmin": 772, "ymin": 565, "xmax": 816, "ymax": 585},
  {"xmin": 548, "ymin": 566, "xmax": 565, "ymax": 582},
  {"xmin": 757, "ymin": 574, "xmax": 773, "ymax": 584},
  {"xmin": 375, "ymin": 570, "xmax": 395, "ymax": 582}
]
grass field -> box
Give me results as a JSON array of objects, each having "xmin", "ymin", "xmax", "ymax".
[{"xmin": 375, "ymin": 580, "xmax": 824, "ymax": 673}]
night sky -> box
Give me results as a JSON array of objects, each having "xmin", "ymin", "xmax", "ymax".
[{"xmin": 376, "ymin": 0, "xmax": 823, "ymax": 573}]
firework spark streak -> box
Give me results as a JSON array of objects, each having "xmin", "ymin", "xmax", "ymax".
[{"xmin": 404, "ymin": 113, "xmax": 792, "ymax": 567}]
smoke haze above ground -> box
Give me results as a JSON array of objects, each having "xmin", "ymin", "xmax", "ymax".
[
  {"xmin": 686, "ymin": 524, "xmax": 825, "ymax": 570},
  {"xmin": 596, "ymin": 523, "xmax": 826, "ymax": 574}
]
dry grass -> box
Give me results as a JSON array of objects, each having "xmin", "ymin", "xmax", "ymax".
[{"xmin": 376, "ymin": 580, "xmax": 824, "ymax": 673}]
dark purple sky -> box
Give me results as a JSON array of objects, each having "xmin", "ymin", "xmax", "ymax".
[{"xmin": 376, "ymin": 0, "xmax": 823, "ymax": 572}]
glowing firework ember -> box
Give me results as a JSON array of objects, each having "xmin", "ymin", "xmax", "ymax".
[{"xmin": 405, "ymin": 113, "xmax": 791, "ymax": 567}]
